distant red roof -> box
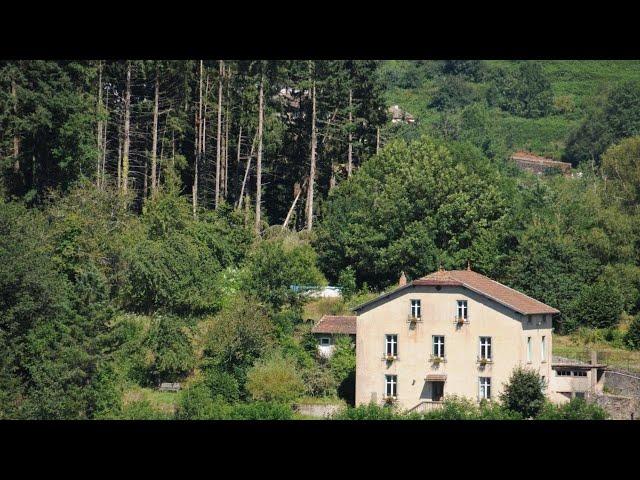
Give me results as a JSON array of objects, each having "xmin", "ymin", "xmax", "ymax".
[
  {"xmin": 510, "ymin": 151, "xmax": 572, "ymax": 174},
  {"xmin": 311, "ymin": 315, "xmax": 357, "ymax": 335},
  {"xmin": 355, "ymin": 269, "xmax": 559, "ymax": 316}
]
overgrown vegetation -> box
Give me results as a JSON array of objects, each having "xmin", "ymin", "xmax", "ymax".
[{"xmin": 2, "ymin": 60, "xmax": 640, "ymax": 419}]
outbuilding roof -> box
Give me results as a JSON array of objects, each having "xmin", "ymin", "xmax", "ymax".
[
  {"xmin": 311, "ymin": 315, "xmax": 357, "ymax": 335},
  {"xmin": 353, "ymin": 269, "xmax": 559, "ymax": 316}
]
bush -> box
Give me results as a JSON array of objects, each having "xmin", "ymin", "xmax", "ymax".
[
  {"xmin": 571, "ymin": 281, "xmax": 624, "ymax": 329},
  {"xmin": 537, "ymin": 398, "xmax": 607, "ymax": 420},
  {"xmin": 430, "ymin": 75, "xmax": 479, "ymax": 111},
  {"xmin": 203, "ymin": 294, "xmax": 274, "ymax": 392},
  {"xmin": 114, "ymin": 400, "xmax": 173, "ymax": 420},
  {"xmin": 337, "ymin": 267, "xmax": 357, "ymax": 300},
  {"xmin": 245, "ymin": 353, "xmax": 305, "ymax": 403},
  {"xmin": 500, "ymin": 367, "xmax": 546, "ymax": 418},
  {"xmin": 145, "ymin": 315, "xmax": 195, "ymax": 384},
  {"xmin": 329, "ymin": 335, "xmax": 356, "ymax": 405},
  {"xmin": 202, "ymin": 368, "xmax": 240, "ymax": 403},
  {"xmin": 332, "ymin": 402, "xmax": 406, "ymax": 420},
  {"xmin": 487, "ymin": 62, "xmax": 553, "ymax": 118},
  {"xmin": 625, "ymin": 316, "xmax": 640, "ymax": 350},
  {"xmin": 241, "ymin": 235, "xmax": 326, "ymax": 310},
  {"xmin": 175, "ymin": 382, "xmax": 231, "ymax": 420},
  {"xmin": 229, "ymin": 401, "xmax": 293, "ymax": 420}
]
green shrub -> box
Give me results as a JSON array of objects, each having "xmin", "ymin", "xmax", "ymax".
[
  {"xmin": 537, "ymin": 398, "xmax": 607, "ymax": 420},
  {"xmin": 332, "ymin": 402, "xmax": 406, "ymax": 420},
  {"xmin": 145, "ymin": 316, "xmax": 195, "ymax": 384},
  {"xmin": 625, "ymin": 316, "xmax": 640, "ymax": 350},
  {"xmin": 202, "ymin": 368, "xmax": 240, "ymax": 404},
  {"xmin": 571, "ymin": 281, "xmax": 623, "ymax": 329},
  {"xmin": 114, "ymin": 400, "xmax": 173, "ymax": 420},
  {"xmin": 229, "ymin": 401, "xmax": 293, "ymax": 420},
  {"xmin": 175, "ymin": 382, "xmax": 231, "ymax": 420},
  {"xmin": 245, "ymin": 353, "xmax": 305, "ymax": 403},
  {"xmin": 500, "ymin": 367, "xmax": 546, "ymax": 418}
]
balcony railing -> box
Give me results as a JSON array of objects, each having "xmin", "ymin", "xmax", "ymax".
[{"xmin": 407, "ymin": 401, "xmax": 444, "ymax": 414}]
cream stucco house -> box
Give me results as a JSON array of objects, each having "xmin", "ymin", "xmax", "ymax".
[{"xmin": 352, "ymin": 267, "xmax": 559, "ymax": 412}]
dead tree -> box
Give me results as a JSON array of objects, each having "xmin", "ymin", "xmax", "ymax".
[{"xmin": 306, "ymin": 80, "xmax": 317, "ymax": 231}]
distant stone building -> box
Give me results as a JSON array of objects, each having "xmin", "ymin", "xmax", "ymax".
[
  {"xmin": 311, "ymin": 315, "xmax": 356, "ymax": 358},
  {"xmin": 510, "ymin": 151, "xmax": 573, "ymax": 176},
  {"xmin": 388, "ymin": 105, "xmax": 415, "ymax": 124}
]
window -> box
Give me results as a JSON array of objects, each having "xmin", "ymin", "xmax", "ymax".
[
  {"xmin": 573, "ymin": 370, "xmax": 587, "ymax": 377},
  {"xmin": 574, "ymin": 392, "xmax": 586, "ymax": 399},
  {"xmin": 410, "ymin": 299, "xmax": 421, "ymax": 319},
  {"xmin": 541, "ymin": 336, "xmax": 546, "ymax": 361},
  {"xmin": 479, "ymin": 336, "xmax": 492, "ymax": 360},
  {"xmin": 527, "ymin": 336, "xmax": 532, "ymax": 362},
  {"xmin": 556, "ymin": 370, "xmax": 572, "ymax": 376},
  {"xmin": 432, "ymin": 335, "xmax": 445, "ymax": 358},
  {"xmin": 385, "ymin": 334, "xmax": 398, "ymax": 357},
  {"xmin": 385, "ymin": 375, "xmax": 397, "ymax": 398},
  {"xmin": 320, "ymin": 337, "xmax": 330, "ymax": 346},
  {"xmin": 456, "ymin": 300, "xmax": 468, "ymax": 320},
  {"xmin": 479, "ymin": 377, "xmax": 491, "ymax": 400},
  {"xmin": 527, "ymin": 315, "xmax": 532, "ymax": 324}
]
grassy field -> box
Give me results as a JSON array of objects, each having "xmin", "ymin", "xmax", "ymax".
[
  {"xmin": 382, "ymin": 60, "xmax": 640, "ymax": 160},
  {"xmin": 553, "ymin": 333, "xmax": 640, "ymax": 374}
]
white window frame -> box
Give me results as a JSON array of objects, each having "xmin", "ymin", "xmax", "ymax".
[
  {"xmin": 479, "ymin": 336, "xmax": 492, "ymax": 360},
  {"xmin": 456, "ymin": 300, "xmax": 468, "ymax": 320},
  {"xmin": 385, "ymin": 334, "xmax": 398, "ymax": 357},
  {"xmin": 432, "ymin": 335, "xmax": 445, "ymax": 358},
  {"xmin": 527, "ymin": 336, "xmax": 532, "ymax": 362},
  {"xmin": 410, "ymin": 299, "xmax": 421, "ymax": 319},
  {"xmin": 385, "ymin": 374, "xmax": 397, "ymax": 398},
  {"xmin": 479, "ymin": 377, "xmax": 491, "ymax": 400},
  {"xmin": 541, "ymin": 336, "xmax": 546, "ymax": 361},
  {"xmin": 319, "ymin": 336, "xmax": 331, "ymax": 346}
]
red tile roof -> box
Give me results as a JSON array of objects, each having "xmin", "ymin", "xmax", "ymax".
[
  {"xmin": 415, "ymin": 269, "xmax": 559, "ymax": 315},
  {"xmin": 311, "ymin": 315, "xmax": 357, "ymax": 335},
  {"xmin": 354, "ymin": 269, "xmax": 559, "ymax": 315}
]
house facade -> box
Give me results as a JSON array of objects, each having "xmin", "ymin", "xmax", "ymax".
[
  {"xmin": 311, "ymin": 315, "xmax": 357, "ymax": 358},
  {"xmin": 353, "ymin": 268, "xmax": 558, "ymax": 411}
]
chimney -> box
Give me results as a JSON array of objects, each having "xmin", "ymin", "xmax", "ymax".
[
  {"xmin": 398, "ymin": 271, "xmax": 407, "ymax": 287},
  {"xmin": 590, "ymin": 350, "xmax": 598, "ymax": 394}
]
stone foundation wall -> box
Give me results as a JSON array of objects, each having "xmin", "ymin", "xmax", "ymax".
[
  {"xmin": 604, "ymin": 370, "xmax": 640, "ymax": 397},
  {"xmin": 293, "ymin": 403, "xmax": 343, "ymax": 418},
  {"xmin": 593, "ymin": 394, "xmax": 639, "ymax": 420}
]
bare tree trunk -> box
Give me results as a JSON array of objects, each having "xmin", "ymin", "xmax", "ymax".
[
  {"xmin": 97, "ymin": 60, "xmax": 103, "ymax": 189},
  {"xmin": 117, "ymin": 130, "xmax": 122, "ymax": 190},
  {"xmin": 237, "ymin": 130, "xmax": 257, "ymax": 210},
  {"xmin": 376, "ymin": 127, "xmax": 380, "ymax": 155},
  {"xmin": 224, "ymin": 72, "xmax": 230, "ymax": 199},
  {"xmin": 122, "ymin": 61, "xmax": 131, "ymax": 195},
  {"xmin": 193, "ymin": 60, "xmax": 203, "ymax": 219},
  {"xmin": 143, "ymin": 157, "xmax": 148, "ymax": 199},
  {"xmin": 306, "ymin": 80, "xmax": 317, "ymax": 231},
  {"xmin": 102, "ymin": 88, "xmax": 108, "ymax": 188},
  {"xmin": 347, "ymin": 88, "xmax": 353, "ymax": 177},
  {"xmin": 283, "ymin": 177, "xmax": 308, "ymax": 230},
  {"xmin": 151, "ymin": 66, "xmax": 159, "ymax": 197},
  {"xmin": 11, "ymin": 79, "xmax": 19, "ymax": 174},
  {"xmin": 202, "ymin": 74, "xmax": 210, "ymax": 205},
  {"xmin": 235, "ymin": 125, "xmax": 242, "ymax": 202},
  {"xmin": 255, "ymin": 75, "xmax": 264, "ymax": 234},
  {"xmin": 215, "ymin": 60, "xmax": 224, "ymax": 209}
]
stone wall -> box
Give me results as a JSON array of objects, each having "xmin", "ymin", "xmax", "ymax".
[
  {"xmin": 293, "ymin": 403, "xmax": 343, "ymax": 418},
  {"xmin": 594, "ymin": 394, "xmax": 639, "ymax": 420},
  {"xmin": 604, "ymin": 370, "xmax": 640, "ymax": 397}
]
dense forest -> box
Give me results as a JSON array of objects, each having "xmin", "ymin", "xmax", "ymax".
[{"xmin": 1, "ymin": 60, "xmax": 640, "ymax": 419}]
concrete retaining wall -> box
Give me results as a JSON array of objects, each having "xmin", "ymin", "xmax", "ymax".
[
  {"xmin": 604, "ymin": 370, "xmax": 640, "ymax": 397},
  {"xmin": 293, "ymin": 403, "xmax": 343, "ymax": 418},
  {"xmin": 594, "ymin": 394, "xmax": 639, "ymax": 420}
]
